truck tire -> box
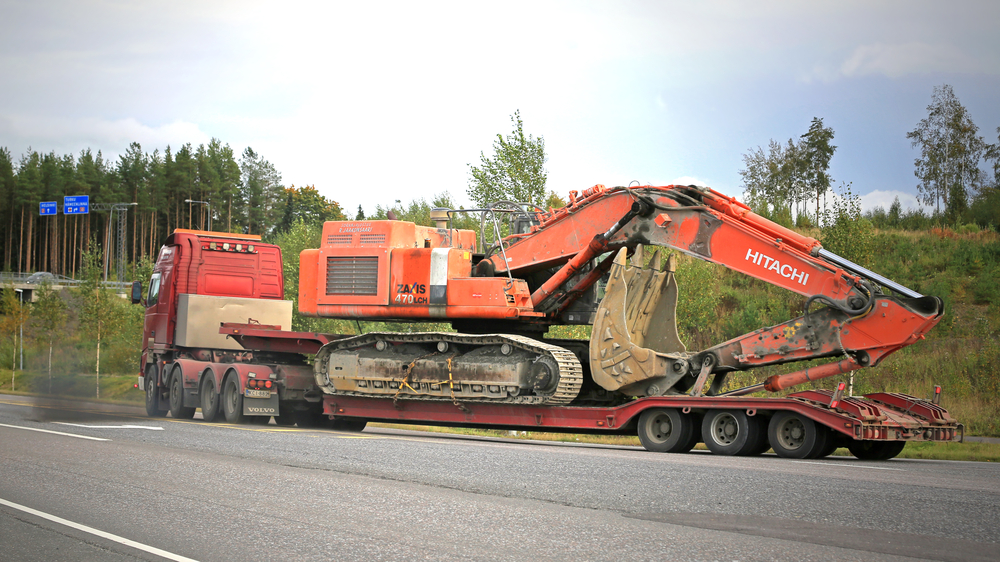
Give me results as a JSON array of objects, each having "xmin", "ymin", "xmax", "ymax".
[
  {"xmin": 847, "ymin": 440, "xmax": 906, "ymax": 461},
  {"xmin": 200, "ymin": 376, "xmax": 222, "ymax": 423},
  {"xmin": 222, "ymin": 374, "xmax": 247, "ymax": 424},
  {"xmin": 768, "ymin": 411, "xmax": 828, "ymax": 459},
  {"xmin": 702, "ymin": 410, "xmax": 768, "ymax": 456},
  {"xmin": 168, "ymin": 368, "xmax": 196, "ymax": 419},
  {"xmin": 814, "ymin": 435, "xmax": 843, "ymax": 458},
  {"xmin": 637, "ymin": 408, "xmax": 698, "ymax": 453},
  {"xmin": 144, "ymin": 365, "xmax": 166, "ymax": 418}
]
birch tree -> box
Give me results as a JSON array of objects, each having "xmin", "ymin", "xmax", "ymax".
[
  {"xmin": 906, "ymin": 84, "xmax": 986, "ymax": 217},
  {"xmin": 467, "ymin": 111, "xmax": 547, "ymax": 207}
]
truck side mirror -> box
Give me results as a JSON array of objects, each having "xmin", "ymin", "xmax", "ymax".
[{"xmin": 131, "ymin": 280, "xmax": 144, "ymax": 305}]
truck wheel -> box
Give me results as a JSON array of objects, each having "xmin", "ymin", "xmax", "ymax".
[
  {"xmin": 168, "ymin": 368, "xmax": 196, "ymax": 419},
  {"xmin": 200, "ymin": 376, "xmax": 222, "ymax": 423},
  {"xmin": 768, "ymin": 411, "xmax": 828, "ymax": 459},
  {"xmin": 330, "ymin": 418, "xmax": 367, "ymax": 432},
  {"xmin": 814, "ymin": 436, "xmax": 842, "ymax": 458},
  {"xmin": 144, "ymin": 365, "xmax": 166, "ymax": 418},
  {"xmin": 847, "ymin": 440, "xmax": 906, "ymax": 461},
  {"xmin": 222, "ymin": 374, "xmax": 247, "ymax": 424},
  {"xmin": 637, "ymin": 408, "xmax": 698, "ymax": 453},
  {"xmin": 702, "ymin": 410, "xmax": 767, "ymax": 456}
]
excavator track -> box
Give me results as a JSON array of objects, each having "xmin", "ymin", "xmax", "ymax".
[{"xmin": 313, "ymin": 332, "xmax": 583, "ymax": 406}]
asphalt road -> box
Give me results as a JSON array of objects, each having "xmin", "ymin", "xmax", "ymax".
[{"xmin": 1, "ymin": 394, "xmax": 997, "ymax": 562}]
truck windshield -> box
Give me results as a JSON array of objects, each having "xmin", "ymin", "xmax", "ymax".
[{"xmin": 147, "ymin": 273, "xmax": 162, "ymax": 307}]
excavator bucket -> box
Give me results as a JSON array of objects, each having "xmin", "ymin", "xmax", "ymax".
[{"xmin": 589, "ymin": 247, "xmax": 690, "ymax": 396}]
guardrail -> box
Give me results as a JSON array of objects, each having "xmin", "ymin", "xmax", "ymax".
[{"xmin": 0, "ymin": 272, "xmax": 132, "ymax": 289}]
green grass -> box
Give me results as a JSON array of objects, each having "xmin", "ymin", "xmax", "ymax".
[{"xmin": 0, "ymin": 368, "xmax": 143, "ymax": 404}]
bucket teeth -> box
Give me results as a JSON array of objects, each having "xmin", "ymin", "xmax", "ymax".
[
  {"xmin": 589, "ymin": 247, "xmax": 688, "ymax": 395},
  {"xmin": 630, "ymin": 244, "xmax": 644, "ymax": 267}
]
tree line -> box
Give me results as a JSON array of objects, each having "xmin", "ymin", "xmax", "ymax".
[
  {"xmin": 740, "ymin": 84, "xmax": 1000, "ymax": 230},
  {"xmin": 0, "ymin": 140, "xmax": 346, "ymax": 278}
]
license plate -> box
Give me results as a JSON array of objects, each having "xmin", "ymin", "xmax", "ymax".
[{"xmin": 245, "ymin": 389, "xmax": 271, "ymax": 399}]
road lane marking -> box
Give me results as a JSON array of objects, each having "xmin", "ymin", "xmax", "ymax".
[
  {"xmin": 793, "ymin": 460, "xmax": 904, "ymax": 471},
  {"xmin": 54, "ymin": 423, "xmax": 164, "ymax": 431},
  {"xmin": 0, "ymin": 422, "xmax": 109, "ymax": 441},
  {"xmin": 0, "ymin": 497, "xmax": 199, "ymax": 562}
]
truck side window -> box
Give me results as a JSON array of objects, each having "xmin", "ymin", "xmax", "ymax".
[{"xmin": 147, "ymin": 273, "xmax": 162, "ymax": 307}]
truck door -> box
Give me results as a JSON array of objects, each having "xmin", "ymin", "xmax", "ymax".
[{"xmin": 144, "ymin": 245, "xmax": 177, "ymax": 348}]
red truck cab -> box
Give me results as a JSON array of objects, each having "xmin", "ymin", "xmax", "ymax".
[{"xmin": 136, "ymin": 229, "xmax": 296, "ymax": 421}]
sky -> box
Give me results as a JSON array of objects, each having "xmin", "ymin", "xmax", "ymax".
[{"xmin": 2, "ymin": 0, "xmax": 998, "ymax": 217}]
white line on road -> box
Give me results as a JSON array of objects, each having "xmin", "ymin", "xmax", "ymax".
[
  {"xmin": 0, "ymin": 497, "xmax": 199, "ymax": 562},
  {"xmin": 793, "ymin": 460, "xmax": 904, "ymax": 471},
  {"xmin": 0, "ymin": 422, "xmax": 109, "ymax": 441},
  {"xmin": 54, "ymin": 423, "xmax": 164, "ymax": 431}
]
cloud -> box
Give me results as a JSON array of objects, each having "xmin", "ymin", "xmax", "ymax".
[
  {"xmin": 803, "ymin": 42, "xmax": 979, "ymax": 83},
  {"xmin": 858, "ymin": 189, "xmax": 931, "ymax": 213},
  {"xmin": 0, "ymin": 114, "xmax": 211, "ymax": 158},
  {"xmin": 839, "ymin": 42, "xmax": 976, "ymax": 78},
  {"xmin": 669, "ymin": 176, "xmax": 710, "ymax": 187}
]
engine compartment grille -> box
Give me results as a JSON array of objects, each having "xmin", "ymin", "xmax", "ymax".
[
  {"xmin": 359, "ymin": 233, "xmax": 387, "ymax": 245},
  {"xmin": 326, "ymin": 256, "xmax": 379, "ymax": 295},
  {"xmin": 326, "ymin": 234, "xmax": 353, "ymax": 245}
]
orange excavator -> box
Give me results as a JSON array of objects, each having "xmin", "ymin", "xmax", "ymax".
[{"xmin": 299, "ymin": 184, "xmax": 943, "ymax": 406}]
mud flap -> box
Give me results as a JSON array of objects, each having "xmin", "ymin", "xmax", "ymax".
[
  {"xmin": 589, "ymin": 247, "xmax": 690, "ymax": 396},
  {"xmin": 243, "ymin": 393, "xmax": 279, "ymax": 417}
]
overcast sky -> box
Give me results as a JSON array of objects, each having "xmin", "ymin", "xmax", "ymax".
[{"xmin": 2, "ymin": 1, "xmax": 998, "ymax": 216}]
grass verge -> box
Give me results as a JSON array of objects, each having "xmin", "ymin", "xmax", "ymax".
[{"xmin": 0, "ymin": 368, "xmax": 143, "ymax": 404}]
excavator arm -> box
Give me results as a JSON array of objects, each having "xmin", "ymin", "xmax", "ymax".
[{"xmin": 488, "ymin": 184, "xmax": 943, "ymax": 397}]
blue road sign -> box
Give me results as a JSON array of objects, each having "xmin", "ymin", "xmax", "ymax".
[
  {"xmin": 64, "ymin": 195, "xmax": 90, "ymax": 215},
  {"xmin": 40, "ymin": 201, "xmax": 57, "ymax": 216}
]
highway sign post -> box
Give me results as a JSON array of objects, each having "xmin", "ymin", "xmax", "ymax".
[
  {"xmin": 40, "ymin": 202, "xmax": 57, "ymax": 215},
  {"xmin": 64, "ymin": 195, "xmax": 90, "ymax": 215}
]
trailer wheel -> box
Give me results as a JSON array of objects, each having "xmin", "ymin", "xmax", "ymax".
[
  {"xmin": 168, "ymin": 368, "xmax": 196, "ymax": 419},
  {"xmin": 637, "ymin": 408, "xmax": 697, "ymax": 453},
  {"xmin": 702, "ymin": 410, "xmax": 768, "ymax": 456},
  {"xmin": 847, "ymin": 440, "xmax": 906, "ymax": 461},
  {"xmin": 222, "ymin": 374, "xmax": 247, "ymax": 424},
  {"xmin": 200, "ymin": 376, "xmax": 222, "ymax": 423},
  {"xmin": 814, "ymin": 436, "xmax": 841, "ymax": 458},
  {"xmin": 768, "ymin": 411, "xmax": 828, "ymax": 459},
  {"xmin": 144, "ymin": 365, "xmax": 166, "ymax": 418}
]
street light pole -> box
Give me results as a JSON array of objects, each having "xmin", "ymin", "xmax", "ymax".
[{"xmin": 184, "ymin": 199, "xmax": 212, "ymax": 231}]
